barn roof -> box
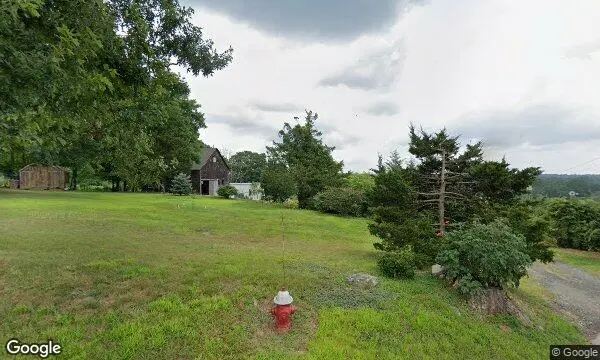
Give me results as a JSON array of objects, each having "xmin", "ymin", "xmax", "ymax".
[
  {"xmin": 191, "ymin": 147, "xmax": 230, "ymax": 170},
  {"xmin": 20, "ymin": 164, "xmax": 70, "ymax": 172}
]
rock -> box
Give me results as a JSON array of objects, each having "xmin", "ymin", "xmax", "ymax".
[
  {"xmin": 346, "ymin": 273, "xmax": 378, "ymax": 288},
  {"xmin": 431, "ymin": 264, "xmax": 444, "ymax": 277}
]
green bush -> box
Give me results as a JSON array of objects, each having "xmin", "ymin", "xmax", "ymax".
[
  {"xmin": 0, "ymin": 174, "xmax": 11, "ymax": 188},
  {"xmin": 377, "ymin": 249, "xmax": 416, "ymax": 279},
  {"xmin": 548, "ymin": 199, "xmax": 600, "ymax": 250},
  {"xmin": 312, "ymin": 187, "xmax": 367, "ymax": 217},
  {"xmin": 436, "ymin": 221, "xmax": 532, "ymax": 296},
  {"xmin": 170, "ymin": 173, "xmax": 192, "ymax": 196},
  {"xmin": 344, "ymin": 173, "xmax": 375, "ymax": 193},
  {"xmin": 79, "ymin": 180, "xmax": 112, "ymax": 192},
  {"xmin": 217, "ymin": 185, "xmax": 238, "ymax": 199},
  {"xmin": 585, "ymin": 227, "xmax": 600, "ymax": 251},
  {"xmin": 283, "ymin": 198, "xmax": 299, "ymax": 209}
]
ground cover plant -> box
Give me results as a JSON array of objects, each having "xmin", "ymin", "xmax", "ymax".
[{"xmin": 0, "ymin": 190, "xmax": 587, "ymax": 359}]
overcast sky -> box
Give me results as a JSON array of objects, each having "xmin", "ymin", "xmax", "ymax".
[{"xmin": 179, "ymin": 0, "xmax": 600, "ymax": 174}]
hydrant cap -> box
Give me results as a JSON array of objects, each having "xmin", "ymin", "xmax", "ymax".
[{"xmin": 273, "ymin": 290, "xmax": 293, "ymax": 305}]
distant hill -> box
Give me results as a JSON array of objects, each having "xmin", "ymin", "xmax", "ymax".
[{"xmin": 532, "ymin": 174, "xmax": 600, "ymax": 198}]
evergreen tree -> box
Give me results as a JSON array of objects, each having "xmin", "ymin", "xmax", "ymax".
[{"xmin": 170, "ymin": 172, "xmax": 192, "ymax": 195}]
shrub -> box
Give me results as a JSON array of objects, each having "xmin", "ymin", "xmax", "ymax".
[
  {"xmin": 312, "ymin": 187, "xmax": 367, "ymax": 217},
  {"xmin": 585, "ymin": 227, "xmax": 600, "ymax": 251},
  {"xmin": 79, "ymin": 180, "xmax": 112, "ymax": 192},
  {"xmin": 344, "ymin": 173, "xmax": 375, "ymax": 193},
  {"xmin": 436, "ymin": 221, "xmax": 532, "ymax": 296},
  {"xmin": 377, "ymin": 249, "xmax": 416, "ymax": 279},
  {"xmin": 548, "ymin": 199, "xmax": 600, "ymax": 250},
  {"xmin": 171, "ymin": 173, "xmax": 192, "ymax": 195},
  {"xmin": 283, "ymin": 198, "xmax": 299, "ymax": 209},
  {"xmin": 0, "ymin": 174, "xmax": 11, "ymax": 188},
  {"xmin": 217, "ymin": 185, "xmax": 238, "ymax": 199}
]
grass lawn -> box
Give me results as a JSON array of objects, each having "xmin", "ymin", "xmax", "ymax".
[
  {"xmin": 553, "ymin": 247, "xmax": 600, "ymax": 277},
  {"xmin": 0, "ymin": 190, "xmax": 587, "ymax": 359}
]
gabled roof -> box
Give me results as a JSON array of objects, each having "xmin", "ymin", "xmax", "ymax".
[
  {"xmin": 20, "ymin": 164, "xmax": 70, "ymax": 172},
  {"xmin": 191, "ymin": 147, "xmax": 230, "ymax": 170}
]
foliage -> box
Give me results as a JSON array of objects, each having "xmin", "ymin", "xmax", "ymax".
[
  {"xmin": 249, "ymin": 182, "xmax": 264, "ymax": 198},
  {"xmin": 436, "ymin": 221, "xmax": 532, "ymax": 296},
  {"xmin": 228, "ymin": 151, "xmax": 267, "ymax": 183},
  {"xmin": 282, "ymin": 198, "xmax": 299, "ymax": 209},
  {"xmin": 0, "ymin": 174, "xmax": 11, "ymax": 188},
  {"xmin": 0, "ymin": 0, "xmax": 232, "ymax": 191},
  {"xmin": 469, "ymin": 159, "xmax": 542, "ymax": 205},
  {"xmin": 532, "ymin": 174, "xmax": 600, "ymax": 198},
  {"xmin": 217, "ymin": 185, "xmax": 238, "ymax": 199},
  {"xmin": 267, "ymin": 111, "xmax": 343, "ymax": 208},
  {"xmin": 586, "ymin": 228, "xmax": 600, "ymax": 252},
  {"xmin": 477, "ymin": 198, "xmax": 554, "ymax": 263},
  {"xmin": 547, "ymin": 199, "xmax": 600, "ymax": 250},
  {"xmin": 377, "ymin": 250, "xmax": 417, "ymax": 279},
  {"xmin": 406, "ymin": 125, "xmax": 540, "ymax": 225},
  {"xmin": 79, "ymin": 180, "xmax": 112, "ymax": 192},
  {"xmin": 260, "ymin": 162, "xmax": 296, "ymax": 202},
  {"xmin": 344, "ymin": 172, "xmax": 375, "ymax": 193},
  {"xmin": 369, "ymin": 167, "xmax": 440, "ymax": 264},
  {"xmin": 313, "ymin": 187, "xmax": 367, "ymax": 217},
  {"xmin": 170, "ymin": 173, "xmax": 192, "ymax": 196}
]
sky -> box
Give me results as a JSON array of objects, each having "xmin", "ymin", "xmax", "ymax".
[{"xmin": 179, "ymin": 0, "xmax": 600, "ymax": 174}]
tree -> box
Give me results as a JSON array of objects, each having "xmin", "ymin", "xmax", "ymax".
[
  {"xmin": 229, "ymin": 151, "xmax": 267, "ymax": 183},
  {"xmin": 407, "ymin": 125, "xmax": 485, "ymax": 235},
  {"xmin": 266, "ymin": 110, "xmax": 343, "ymax": 208},
  {"xmin": 0, "ymin": 0, "xmax": 232, "ymax": 191},
  {"xmin": 344, "ymin": 172, "xmax": 375, "ymax": 193},
  {"xmin": 368, "ymin": 167, "xmax": 439, "ymax": 265},
  {"xmin": 171, "ymin": 172, "xmax": 192, "ymax": 195},
  {"xmin": 261, "ymin": 162, "xmax": 296, "ymax": 202}
]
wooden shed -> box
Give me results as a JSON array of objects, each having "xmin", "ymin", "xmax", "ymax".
[{"xmin": 19, "ymin": 164, "xmax": 70, "ymax": 190}]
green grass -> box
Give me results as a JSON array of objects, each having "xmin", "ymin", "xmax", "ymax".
[
  {"xmin": 0, "ymin": 190, "xmax": 587, "ymax": 359},
  {"xmin": 553, "ymin": 247, "xmax": 600, "ymax": 276}
]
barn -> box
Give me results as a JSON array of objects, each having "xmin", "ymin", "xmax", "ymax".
[
  {"xmin": 191, "ymin": 147, "xmax": 230, "ymax": 195},
  {"xmin": 19, "ymin": 164, "xmax": 70, "ymax": 190}
]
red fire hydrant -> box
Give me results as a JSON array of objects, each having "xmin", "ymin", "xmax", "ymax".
[{"xmin": 271, "ymin": 288, "xmax": 296, "ymax": 333}]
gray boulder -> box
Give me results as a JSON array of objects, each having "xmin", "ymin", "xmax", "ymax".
[
  {"xmin": 347, "ymin": 273, "xmax": 379, "ymax": 287},
  {"xmin": 431, "ymin": 264, "xmax": 445, "ymax": 277}
]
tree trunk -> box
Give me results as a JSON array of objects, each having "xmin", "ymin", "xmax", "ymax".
[
  {"xmin": 439, "ymin": 149, "xmax": 446, "ymax": 236},
  {"xmin": 468, "ymin": 287, "xmax": 508, "ymax": 315}
]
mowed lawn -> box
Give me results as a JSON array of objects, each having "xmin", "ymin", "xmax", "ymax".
[{"xmin": 0, "ymin": 191, "xmax": 587, "ymax": 359}]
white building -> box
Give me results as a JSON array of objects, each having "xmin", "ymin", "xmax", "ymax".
[{"xmin": 230, "ymin": 183, "xmax": 263, "ymax": 200}]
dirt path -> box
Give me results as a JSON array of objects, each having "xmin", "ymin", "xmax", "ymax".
[{"xmin": 528, "ymin": 261, "xmax": 600, "ymax": 344}]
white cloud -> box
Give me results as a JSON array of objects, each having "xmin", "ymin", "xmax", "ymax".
[{"xmin": 183, "ymin": 0, "xmax": 600, "ymax": 174}]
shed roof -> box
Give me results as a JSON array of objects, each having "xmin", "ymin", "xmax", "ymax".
[{"xmin": 20, "ymin": 164, "xmax": 70, "ymax": 172}]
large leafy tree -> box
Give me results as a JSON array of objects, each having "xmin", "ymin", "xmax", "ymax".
[
  {"xmin": 229, "ymin": 151, "xmax": 267, "ymax": 183},
  {"xmin": 266, "ymin": 111, "xmax": 343, "ymax": 208},
  {"xmin": 0, "ymin": 0, "xmax": 232, "ymax": 190},
  {"xmin": 261, "ymin": 161, "xmax": 296, "ymax": 202}
]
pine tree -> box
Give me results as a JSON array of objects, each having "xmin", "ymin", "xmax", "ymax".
[{"xmin": 171, "ymin": 172, "xmax": 192, "ymax": 195}]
